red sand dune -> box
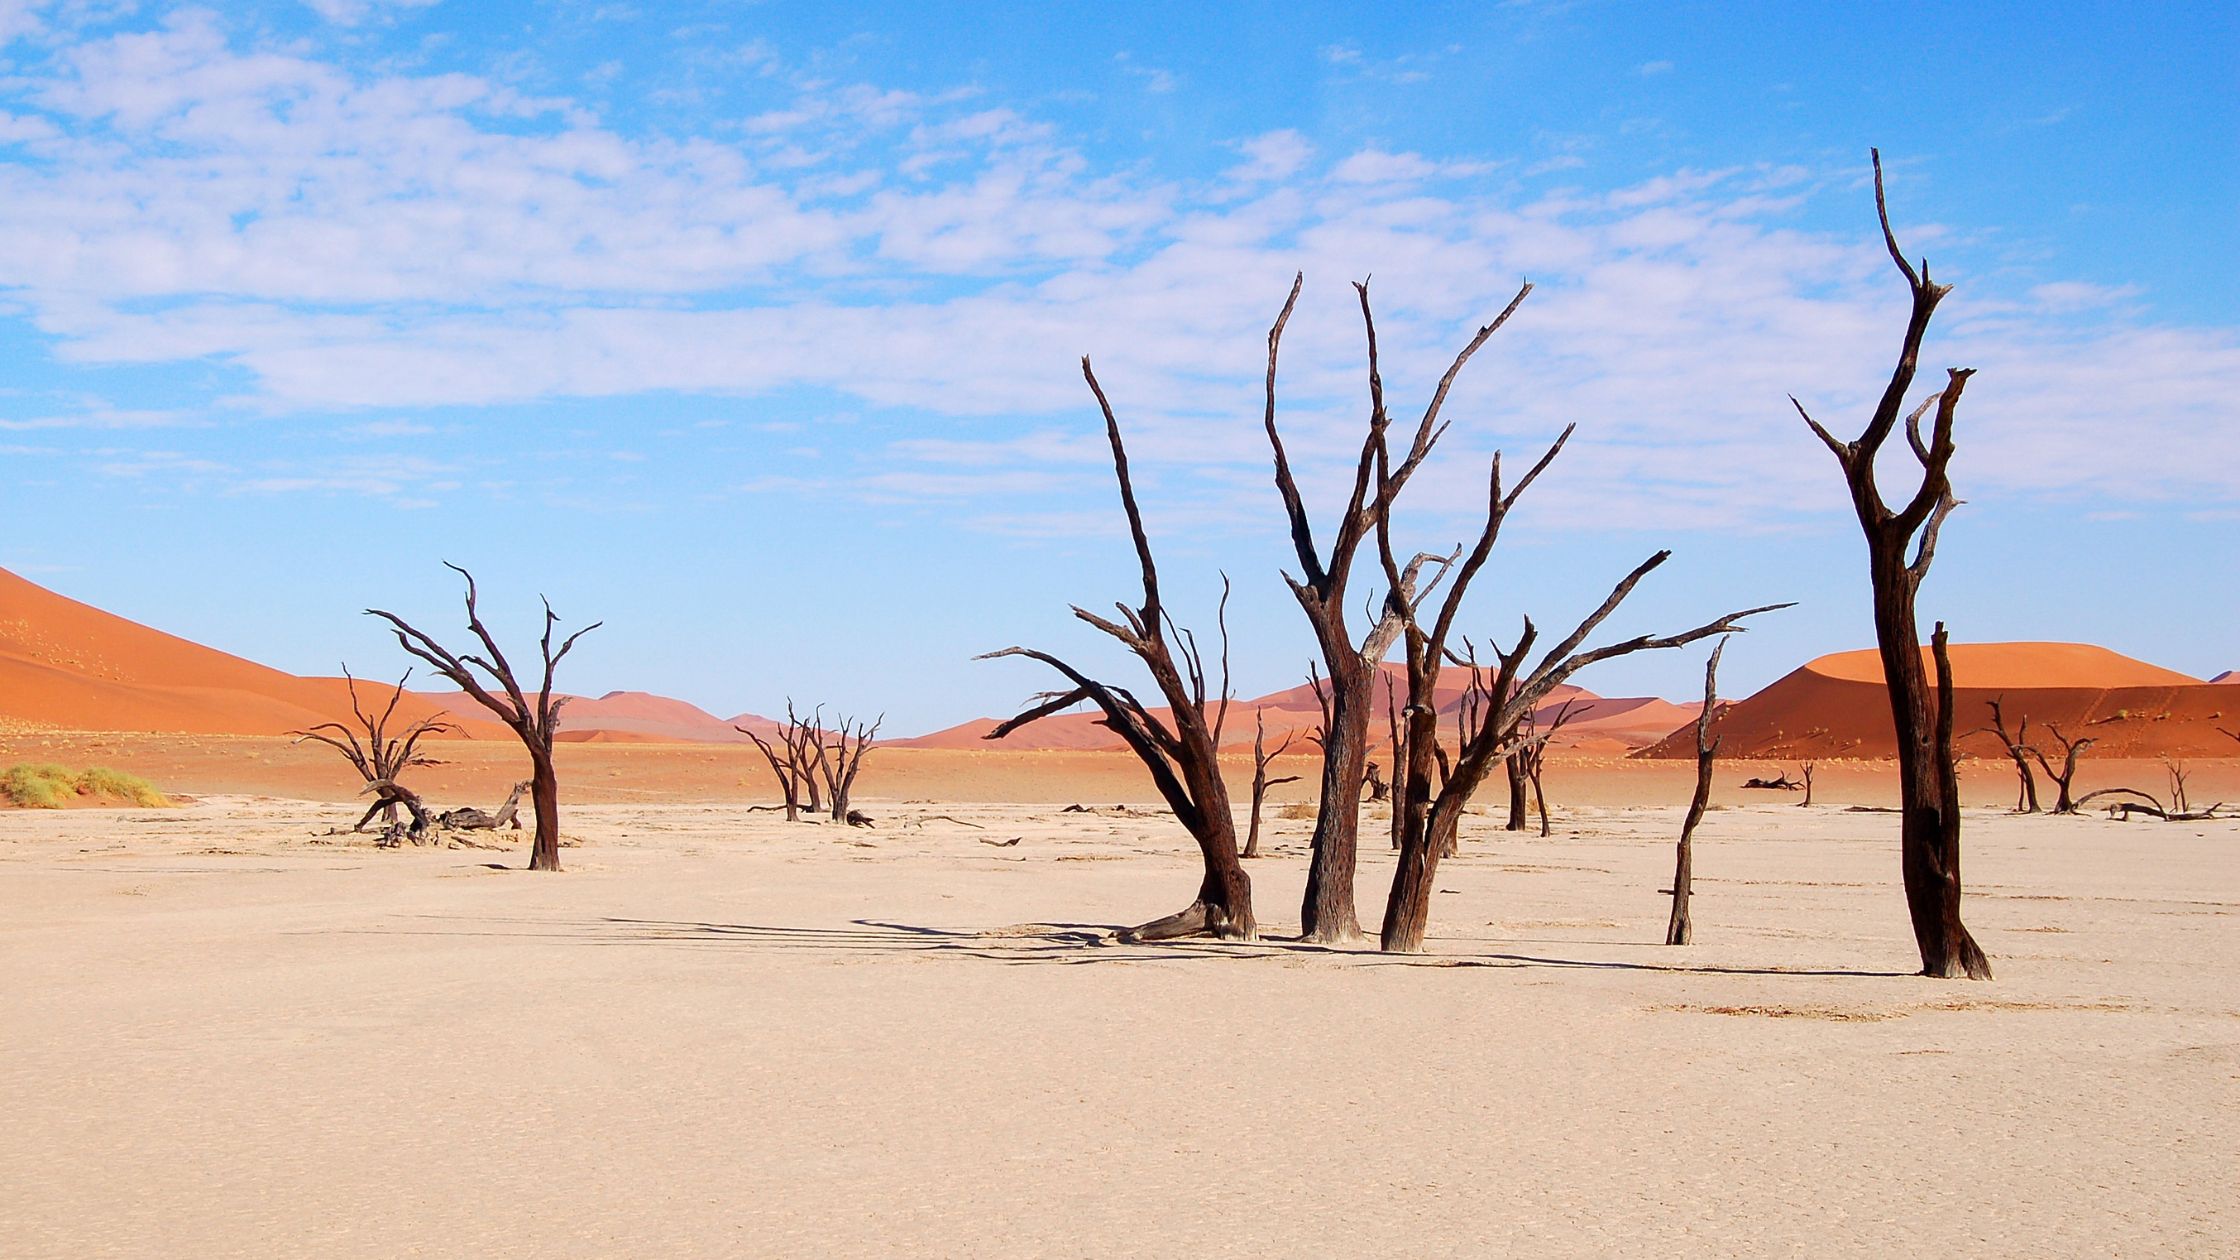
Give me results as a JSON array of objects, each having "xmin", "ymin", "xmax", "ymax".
[
  {"xmin": 0, "ymin": 567, "xmax": 474, "ymax": 738},
  {"xmin": 893, "ymin": 662, "xmax": 1691, "ymax": 753},
  {"xmin": 0, "ymin": 567, "xmax": 779, "ymax": 743},
  {"xmin": 1637, "ymin": 642, "xmax": 2230, "ymax": 761},
  {"xmin": 2212, "ymin": 670, "xmax": 2236, "ymax": 685}
]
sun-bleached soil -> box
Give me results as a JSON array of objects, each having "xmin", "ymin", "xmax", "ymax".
[{"xmin": 3, "ymin": 791, "xmax": 2235, "ymax": 1258}]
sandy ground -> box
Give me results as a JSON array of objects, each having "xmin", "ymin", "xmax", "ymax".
[{"xmin": 3, "ymin": 787, "xmax": 2236, "ymax": 1258}]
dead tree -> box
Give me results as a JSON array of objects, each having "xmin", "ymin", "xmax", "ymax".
[
  {"xmin": 1520, "ymin": 699, "xmax": 1583, "ymax": 837},
  {"xmin": 819, "ymin": 714, "xmax": 883, "ymax": 824},
  {"xmin": 1799, "ymin": 761, "xmax": 1817, "ymax": 808},
  {"xmin": 2028, "ymin": 723, "xmax": 2094, "ymax": 814},
  {"xmin": 1243, "ymin": 709, "xmax": 1300, "ymax": 859},
  {"xmin": 1502, "ymin": 743, "xmax": 1531, "ymax": 832},
  {"xmin": 2162, "ymin": 758, "xmax": 2190, "ymax": 816},
  {"xmin": 1666, "ymin": 640, "xmax": 1726, "ymax": 946},
  {"xmin": 1978, "ymin": 696, "xmax": 2041, "ymax": 813},
  {"xmin": 440, "ymin": 780, "xmax": 530, "ymax": 830},
  {"xmin": 290, "ymin": 665, "xmax": 453, "ymax": 837},
  {"xmin": 1369, "ymin": 413, "xmax": 1787, "ymax": 952},
  {"xmin": 368, "ymin": 564, "xmax": 599, "ymax": 872},
  {"xmin": 1263, "ymin": 273, "xmax": 1512, "ymax": 943},
  {"xmin": 792, "ymin": 703, "xmax": 830, "ymax": 815},
  {"xmin": 981, "ymin": 358, "xmax": 1254, "ymax": 941},
  {"xmin": 359, "ymin": 777, "xmax": 436, "ymax": 842},
  {"xmin": 1794, "ymin": 150, "xmax": 1990, "ymax": 980},
  {"xmin": 740, "ymin": 723, "xmax": 804, "ymax": 821}
]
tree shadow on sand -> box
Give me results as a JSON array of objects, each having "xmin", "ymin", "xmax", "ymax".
[{"xmin": 359, "ymin": 914, "xmax": 1908, "ymax": 976}]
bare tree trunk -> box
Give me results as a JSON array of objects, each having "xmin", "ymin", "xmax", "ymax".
[
  {"xmin": 1667, "ymin": 640, "xmax": 1725, "ymax": 945},
  {"xmin": 1796, "ymin": 150, "xmax": 1989, "ymax": 980},
  {"xmin": 528, "ymin": 751, "xmax": 561, "ymax": 871},
  {"xmin": 1799, "ymin": 761, "xmax": 1816, "ymax": 808},
  {"xmin": 1503, "ymin": 750, "xmax": 1529, "ymax": 831}
]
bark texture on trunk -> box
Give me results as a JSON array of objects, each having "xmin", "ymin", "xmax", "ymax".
[{"xmin": 528, "ymin": 755, "xmax": 561, "ymax": 872}]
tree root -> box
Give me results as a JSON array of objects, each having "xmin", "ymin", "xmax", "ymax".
[{"xmin": 1114, "ymin": 901, "xmax": 1255, "ymax": 943}]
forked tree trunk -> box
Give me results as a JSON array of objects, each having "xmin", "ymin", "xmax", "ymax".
[
  {"xmin": 1260, "ymin": 275, "xmax": 1520, "ymax": 945},
  {"xmin": 1797, "ymin": 150, "xmax": 1989, "ymax": 979}
]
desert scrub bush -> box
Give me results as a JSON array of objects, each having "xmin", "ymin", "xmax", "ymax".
[
  {"xmin": 0, "ymin": 763, "xmax": 171, "ymax": 808},
  {"xmin": 1276, "ymin": 801, "xmax": 1319, "ymax": 820}
]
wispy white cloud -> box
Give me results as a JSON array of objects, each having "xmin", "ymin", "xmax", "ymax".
[{"xmin": 0, "ymin": 7, "xmax": 2229, "ymax": 540}]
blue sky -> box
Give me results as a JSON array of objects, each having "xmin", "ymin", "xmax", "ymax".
[{"xmin": 0, "ymin": 1, "xmax": 2233, "ymax": 734}]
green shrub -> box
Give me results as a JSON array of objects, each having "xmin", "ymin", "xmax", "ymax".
[{"xmin": 0, "ymin": 763, "xmax": 171, "ymax": 809}]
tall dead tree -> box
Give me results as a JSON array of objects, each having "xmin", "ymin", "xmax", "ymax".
[
  {"xmin": 1978, "ymin": 696, "xmax": 2041, "ymax": 813},
  {"xmin": 981, "ymin": 358, "xmax": 1254, "ymax": 941},
  {"xmin": 1367, "ymin": 409, "xmax": 1787, "ymax": 952},
  {"xmin": 1243, "ymin": 709, "xmax": 1301, "ymax": 860},
  {"xmin": 369, "ymin": 564, "xmax": 599, "ymax": 873},
  {"xmin": 1666, "ymin": 640, "xmax": 1726, "ymax": 946},
  {"xmin": 2029, "ymin": 723, "xmax": 2094, "ymax": 814},
  {"xmin": 1798, "ymin": 761, "xmax": 1817, "ymax": 808},
  {"xmin": 1794, "ymin": 150, "xmax": 1991, "ymax": 980},
  {"xmin": 819, "ymin": 713, "xmax": 882, "ymax": 824},
  {"xmin": 291, "ymin": 665, "xmax": 453, "ymax": 836},
  {"xmin": 1264, "ymin": 273, "xmax": 1513, "ymax": 943}
]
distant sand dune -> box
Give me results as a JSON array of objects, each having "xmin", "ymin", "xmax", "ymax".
[{"xmin": 1639, "ymin": 642, "xmax": 2229, "ymax": 760}]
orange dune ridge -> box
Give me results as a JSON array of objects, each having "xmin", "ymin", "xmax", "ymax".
[
  {"xmin": 1638, "ymin": 642, "xmax": 2231, "ymax": 761},
  {"xmin": 0, "ymin": 567, "xmax": 480, "ymax": 738},
  {"xmin": 0, "ymin": 567, "xmax": 782, "ymax": 743}
]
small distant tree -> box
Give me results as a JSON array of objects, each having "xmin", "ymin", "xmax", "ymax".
[
  {"xmin": 1666, "ymin": 640, "xmax": 1726, "ymax": 946},
  {"xmin": 740, "ymin": 720, "xmax": 806, "ymax": 821},
  {"xmin": 819, "ymin": 713, "xmax": 883, "ymax": 824},
  {"xmin": 1519, "ymin": 699, "xmax": 1583, "ymax": 837},
  {"xmin": 2029, "ymin": 723, "xmax": 2095, "ymax": 814},
  {"xmin": 2162, "ymin": 758, "xmax": 2191, "ymax": 816},
  {"xmin": 1977, "ymin": 696, "xmax": 2041, "ymax": 813},
  {"xmin": 291, "ymin": 665, "xmax": 453, "ymax": 837},
  {"xmin": 1798, "ymin": 761, "xmax": 1817, "ymax": 808},
  {"xmin": 1243, "ymin": 709, "xmax": 1301, "ymax": 860},
  {"xmin": 982, "ymin": 358, "xmax": 1254, "ymax": 941},
  {"xmin": 369, "ymin": 564, "xmax": 599, "ymax": 872}
]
